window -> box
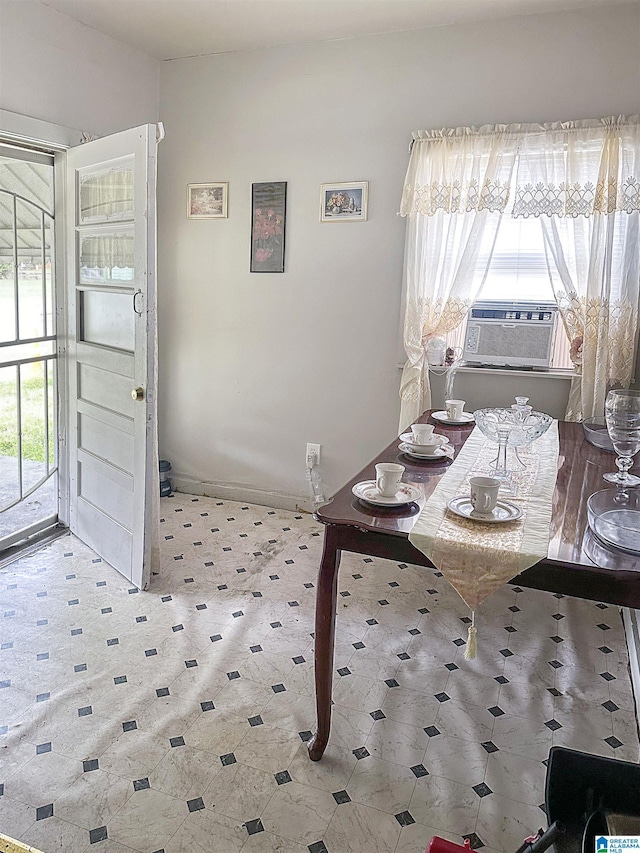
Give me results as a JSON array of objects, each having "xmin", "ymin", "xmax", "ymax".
[
  {"xmin": 479, "ymin": 215, "xmax": 553, "ymax": 303},
  {"xmin": 446, "ymin": 214, "xmax": 572, "ymax": 370}
]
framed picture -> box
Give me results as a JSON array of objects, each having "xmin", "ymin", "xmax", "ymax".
[
  {"xmin": 320, "ymin": 181, "xmax": 368, "ymax": 222},
  {"xmin": 250, "ymin": 181, "xmax": 287, "ymax": 273},
  {"xmin": 187, "ymin": 182, "xmax": 228, "ymax": 219}
]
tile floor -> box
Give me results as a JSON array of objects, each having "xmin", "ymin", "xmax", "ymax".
[{"xmin": 0, "ymin": 492, "xmax": 638, "ymax": 853}]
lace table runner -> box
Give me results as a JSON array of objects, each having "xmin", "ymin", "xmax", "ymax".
[{"xmin": 409, "ymin": 422, "xmax": 560, "ymax": 658}]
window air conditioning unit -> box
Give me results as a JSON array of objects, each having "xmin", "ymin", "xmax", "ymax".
[{"xmin": 462, "ymin": 301, "xmax": 558, "ymax": 369}]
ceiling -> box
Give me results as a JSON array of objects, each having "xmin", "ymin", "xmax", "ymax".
[{"xmin": 38, "ymin": 0, "xmax": 639, "ymax": 61}]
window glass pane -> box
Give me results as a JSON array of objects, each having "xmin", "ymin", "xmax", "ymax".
[
  {"xmin": 44, "ymin": 217, "xmax": 54, "ymax": 336},
  {"xmin": 0, "ymin": 342, "xmax": 55, "ymax": 365},
  {"xmin": 0, "ymin": 189, "xmax": 16, "ymax": 342},
  {"xmin": 465, "ymin": 215, "xmax": 572, "ymax": 370},
  {"xmin": 20, "ymin": 361, "xmax": 47, "ymax": 493},
  {"xmin": 81, "ymin": 290, "xmax": 134, "ymax": 352},
  {"xmin": 47, "ymin": 361, "xmax": 56, "ymax": 471},
  {"xmin": 0, "ymin": 157, "xmax": 53, "ymax": 215},
  {"xmin": 0, "ymin": 475, "xmax": 56, "ymax": 540},
  {"xmin": 0, "ymin": 260, "xmax": 16, "ymax": 343},
  {"xmin": 480, "ymin": 216, "xmax": 555, "ymax": 303},
  {"xmin": 17, "ymin": 198, "xmax": 45, "ymax": 340},
  {"xmin": 0, "ymin": 365, "xmax": 19, "ymax": 510},
  {"xmin": 79, "ymin": 161, "xmax": 134, "ymax": 223},
  {"xmin": 79, "ymin": 229, "xmax": 134, "ymax": 285}
]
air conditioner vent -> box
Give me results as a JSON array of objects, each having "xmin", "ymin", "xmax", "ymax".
[{"xmin": 463, "ymin": 301, "xmax": 557, "ymax": 369}]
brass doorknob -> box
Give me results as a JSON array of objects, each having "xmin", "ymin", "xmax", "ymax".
[{"xmin": 131, "ymin": 387, "xmax": 144, "ymax": 401}]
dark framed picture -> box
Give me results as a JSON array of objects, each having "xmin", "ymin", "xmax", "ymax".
[
  {"xmin": 320, "ymin": 181, "xmax": 368, "ymax": 222},
  {"xmin": 250, "ymin": 181, "xmax": 287, "ymax": 273}
]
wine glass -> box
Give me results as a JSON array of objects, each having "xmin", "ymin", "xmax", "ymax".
[{"xmin": 604, "ymin": 389, "xmax": 640, "ymax": 486}]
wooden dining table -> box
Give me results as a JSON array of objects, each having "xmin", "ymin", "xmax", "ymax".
[{"xmin": 307, "ymin": 411, "xmax": 640, "ymax": 761}]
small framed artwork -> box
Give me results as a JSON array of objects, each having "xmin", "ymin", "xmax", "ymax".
[
  {"xmin": 320, "ymin": 181, "xmax": 368, "ymax": 222},
  {"xmin": 187, "ymin": 182, "xmax": 228, "ymax": 219},
  {"xmin": 250, "ymin": 181, "xmax": 287, "ymax": 273}
]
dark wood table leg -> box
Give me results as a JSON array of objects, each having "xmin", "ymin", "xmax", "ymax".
[{"xmin": 308, "ymin": 524, "xmax": 341, "ymax": 761}]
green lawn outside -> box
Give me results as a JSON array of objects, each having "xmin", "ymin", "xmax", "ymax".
[
  {"xmin": 0, "ymin": 277, "xmax": 53, "ymax": 342},
  {"xmin": 0, "ymin": 275, "xmax": 56, "ymax": 465},
  {"xmin": 0, "ymin": 372, "xmax": 55, "ymax": 465}
]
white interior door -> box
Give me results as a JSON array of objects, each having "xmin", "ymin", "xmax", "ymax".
[{"xmin": 65, "ymin": 124, "xmax": 160, "ymax": 590}]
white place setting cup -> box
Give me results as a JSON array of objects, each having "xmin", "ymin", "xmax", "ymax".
[
  {"xmin": 410, "ymin": 423, "xmax": 435, "ymax": 444},
  {"xmin": 375, "ymin": 463, "xmax": 405, "ymax": 497},
  {"xmin": 413, "ymin": 435, "xmax": 448, "ymax": 455},
  {"xmin": 469, "ymin": 476, "xmax": 501, "ymax": 516},
  {"xmin": 445, "ymin": 399, "xmax": 465, "ymax": 420},
  {"xmin": 416, "ymin": 435, "xmax": 449, "ymax": 456}
]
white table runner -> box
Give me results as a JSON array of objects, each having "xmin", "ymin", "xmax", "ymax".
[{"xmin": 409, "ymin": 422, "xmax": 560, "ymax": 658}]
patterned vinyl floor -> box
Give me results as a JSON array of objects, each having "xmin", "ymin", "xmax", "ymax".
[{"xmin": 0, "ymin": 492, "xmax": 638, "ymax": 853}]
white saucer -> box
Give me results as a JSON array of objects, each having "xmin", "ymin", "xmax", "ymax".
[
  {"xmin": 447, "ymin": 496, "xmax": 522, "ymax": 523},
  {"xmin": 399, "ymin": 432, "xmax": 449, "ymax": 452},
  {"xmin": 352, "ymin": 480, "xmax": 421, "ymax": 507},
  {"xmin": 432, "ymin": 411, "xmax": 475, "ymax": 425},
  {"xmin": 399, "ymin": 442, "xmax": 453, "ymax": 460}
]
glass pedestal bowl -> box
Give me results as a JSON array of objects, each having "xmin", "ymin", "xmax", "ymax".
[
  {"xmin": 473, "ymin": 407, "xmax": 554, "ymax": 479},
  {"xmin": 474, "ymin": 407, "xmax": 554, "ymax": 448}
]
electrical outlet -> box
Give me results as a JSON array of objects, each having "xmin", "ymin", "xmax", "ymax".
[{"xmin": 306, "ymin": 443, "xmax": 321, "ymax": 467}]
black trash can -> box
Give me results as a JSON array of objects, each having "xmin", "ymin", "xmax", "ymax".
[
  {"xmin": 159, "ymin": 459, "xmax": 172, "ymax": 497},
  {"xmin": 545, "ymin": 747, "xmax": 640, "ymax": 853}
]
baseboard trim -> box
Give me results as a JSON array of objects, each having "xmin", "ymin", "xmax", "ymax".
[{"xmin": 171, "ymin": 475, "xmax": 315, "ymax": 514}]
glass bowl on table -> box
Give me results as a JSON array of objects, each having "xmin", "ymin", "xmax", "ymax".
[
  {"xmin": 587, "ymin": 488, "xmax": 640, "ymax": 554},
  {"xmin": 473, "ymin": 407, "xmax": 553, "ymax": 448},
  {"xmin": 582, "ymin": 417, "xmax": 614, "ymax": 452}
]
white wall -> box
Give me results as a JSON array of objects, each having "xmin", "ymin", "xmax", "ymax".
[
  {"xmin": 158, "ymin": 4, "xmax": 640, "ymax": 506},
  {"xmin": 429, "ymin": 370, "xmax": 572, "ymax": 421},
  {"xmin": 0, "ymin": 1, "xmax": 159, "ymax": 136}
]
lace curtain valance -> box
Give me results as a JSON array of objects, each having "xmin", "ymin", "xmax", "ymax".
[
  {"xmin": 401, "ymin": 117, "xmax": 640, "ymax": 219},
  {"xmin": 400, "ymin": 128, "xmax": 519, "ymax": 217}
]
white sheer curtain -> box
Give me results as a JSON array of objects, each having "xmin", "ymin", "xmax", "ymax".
[
  {"xmin": 513, "ymin": 117, "xmax": 640, "ymax": 420},
  {"xmin": 398, "ymin": 127, "xmax": 518, "ymax": 431}
]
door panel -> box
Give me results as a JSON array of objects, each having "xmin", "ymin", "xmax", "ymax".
[
  {"xmin": 77, "ymin": 362, "xmax": 136, "ymax": 416},
  {"xmin": 66, "ymin": 124, "xmax": 159, "ymax": 589},
  {"xmin": 76, "ymin": 497, "xmax": 132, "ymax": 573},
  {"xmin": 78, "ymin": 412, "xmax": 135, "ymax": 473},
  {"xmin": 76, "ymin": 342, "xmax": 133, "ymax": 375},
  {"xmin": 78, "ymin": 456, "xmax": 134, "ymax": 526}
]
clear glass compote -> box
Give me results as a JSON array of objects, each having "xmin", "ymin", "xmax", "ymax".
[
  {"xmin": 511, "ymin": 397, "xmax": 533, "ymax": 466},
  {"xmin": 474, "ymin": 406, "xmax": 554, "ymax": 483},
  {"xmin": 603, "ymin": 389, "xmax": 640, "ymax": 486}
]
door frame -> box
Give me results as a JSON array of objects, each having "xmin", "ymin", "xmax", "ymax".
[
  {"xmin": 0, "ymin": 112, "xmax": 83, "ymax": 543},
  {"xmin": 54, "ymin": 151, "xmax": 70, "ymax": 528}
]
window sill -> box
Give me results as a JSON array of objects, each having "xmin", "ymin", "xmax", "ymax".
[
  {"xmin": 451, "ymin": 365, "xmax": 575, "ymax": 380},
  {"xmin": 397, "ymin": 363, "xmax": 576, "ymax": 380}
]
